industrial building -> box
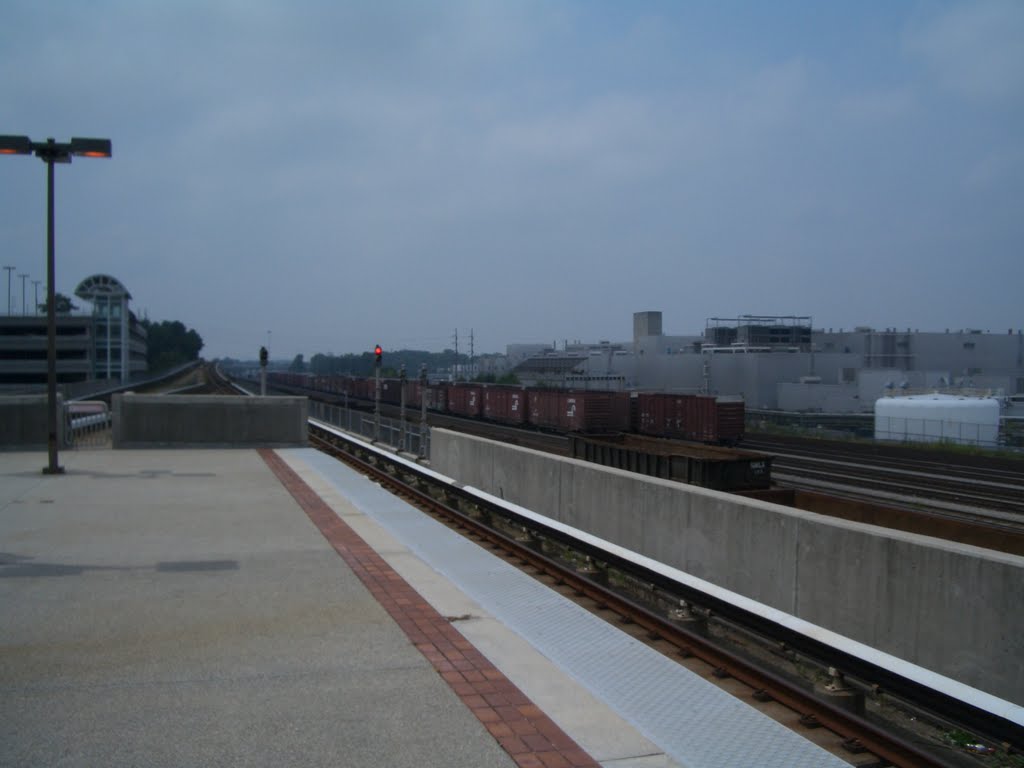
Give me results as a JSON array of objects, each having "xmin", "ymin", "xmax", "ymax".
[
  {"xmin": 510, "ymin": 311, "xmax": 1024, "ymax": 413},
  {"xmin": 0, "ymin": 273, "xmax": 147, "ymax": 392}
]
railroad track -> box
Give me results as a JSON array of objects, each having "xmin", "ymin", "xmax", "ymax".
[
  {"xmin": 744, "ymin": 436, "xmax": 1024, "ymax": 523},
  {"xmin": 182, "ymin": 363, "xmax": 247, "ymax": 395},
  {"xmin": 308, "ymin": 421, "xmax": 1021, "ymax": 768}
]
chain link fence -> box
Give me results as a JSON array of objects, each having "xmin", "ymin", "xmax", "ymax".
[
  {"xmin": 308, "ymin": 401, "xmax": 430, "ymax": 457},
  {"xmin": 873, "ymin": 415, "xmax": 1000, "ymax": 448},
  {"xmin": 65, "ymin": 401, "xmax": 111, "ymax": 449}
]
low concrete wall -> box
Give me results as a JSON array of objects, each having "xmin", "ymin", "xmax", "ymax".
[
  {"xmin": 112, "ymin": 395, "xmax": 308, "ymax": 448},
  {"xmin": 0, "ymin": 395, "xmax": 63, "ymax": 450},
  {"xmin": 431, "ymin": 429, "xmax": 1024, "ymax": 704}
]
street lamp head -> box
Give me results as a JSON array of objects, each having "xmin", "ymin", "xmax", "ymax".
[
  {"xmin": 0, "ymin": 136, "xmax": 111, "ymax": 162},
  {"xmin": 0, "ymin": 135, "xmax": 32, "ymax": 155},
  {"xmin": 69, "ymin": 137, "xmax": 112, "ymax": 158}
]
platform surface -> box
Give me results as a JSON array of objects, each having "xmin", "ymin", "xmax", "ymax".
[{"xmin": 0, "ymin": 448, "xmax": 849, "ymax": 767}]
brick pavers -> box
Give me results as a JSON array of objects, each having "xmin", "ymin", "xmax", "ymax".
[{"xmin": 260, "ymin": 449, "xmax": 600, "ymax": 768}]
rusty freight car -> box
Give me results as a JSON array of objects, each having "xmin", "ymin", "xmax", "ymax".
[
  {"xmin": 528, "ymin": 390, "xmax": 631, "ymax": 433},
  {"xmin": 483, "ymin": 385, "xmax": 528, "ymax": 426},
  {"xmin": 634, "ymin": 392, "xmax": 744, "ymax": 444},
  {"xmin": 447, "ymin": 384, "xmax": 483, "ymax": 418}
]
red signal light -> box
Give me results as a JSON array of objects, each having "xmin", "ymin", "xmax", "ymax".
[{"xmin": 374, "ymin": 345, "xmax": 382, "ymax": 356}]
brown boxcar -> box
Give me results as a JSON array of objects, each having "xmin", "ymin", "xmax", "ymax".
[
  {"xmin": 352, "ymin": 377, "xmax": 374, "ymax": 401},
  {"xmin": 447, "ymin": 384, "xmax": 483, "ymax": 418},
  {"xmin": 569, "ymin": 433, "xmax": 770, "ymax": 491},
  {"xmin": 527, "ymin": 390, "xmax": 631, "ymax": 433},
  {"xmin": 418, "ymin": 383, "xmax": 447, "ymax": 412},
  {"xmin": 379, "ymin": 378, "xmax": 404, "ymax": 406},
  {"xmin": 483, "ymin": 386, "xmax": 527, "ymax": 426},
  {"xmin": 635, "ymin": 392, "xmax": 744, "ymax": 444},
  {"xmin": 713, "ymin": 399, "xmax": 745, "ymax": 444},
  {"xmin": 323, "ymin": 375, "xmax": 341, "ymax": 395},
  {"xmin": 335, "ymin": 376, "xmax": 356, "ymax": 397}
]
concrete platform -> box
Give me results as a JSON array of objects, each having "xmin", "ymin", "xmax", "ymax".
[
  {"xmin": 0, "ymin": 447, "xmax": 848, "ymax": 767},
  {"xmin": 0, "ymin": 450, "xmax": 512, "ymax": 768}
]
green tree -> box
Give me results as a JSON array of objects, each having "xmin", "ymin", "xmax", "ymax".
[
  {"xmin": 37, "ymin": 293, "xmax": 78, "ymax": 315},
  {"xmin": 289, "ymin": 354, "xmax": 306, "ymax": 373},
  {"xmin": 140, "ymin": 318, "xmax": 204, "ymax": 372}
]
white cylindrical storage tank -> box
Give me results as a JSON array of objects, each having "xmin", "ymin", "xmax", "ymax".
[{"xmin": 874, "ymin": 394, "xmax": 1000, "ymax": 446}]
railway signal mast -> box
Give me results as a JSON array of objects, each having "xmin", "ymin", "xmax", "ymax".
[
  {"xmin": 399, "ymin": 363, "xmax": 407, "ymax": 452},
  {"xmin": 259, "ymin": 345, "xmax": 268, "ymax": 395},
  {"xmin": 419, "ymin": 364, "xmax": 428, "ymax": 458},
  {"xmin": 374, "ymin": 344, "xmax": 382, "ymax": 442}
]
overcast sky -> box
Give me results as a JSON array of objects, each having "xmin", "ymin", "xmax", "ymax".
[{"xmin": 2, "ymin": 1, "xmax": 1021, "ymax": 360}]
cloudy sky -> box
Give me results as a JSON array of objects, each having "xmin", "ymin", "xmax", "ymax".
[{"xmin": 2, "ymin": 1, "xmax": 1021, "ymax": 360}]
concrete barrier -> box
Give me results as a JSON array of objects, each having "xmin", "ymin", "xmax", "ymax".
[
  {"xmin": 431, "ymin": 428, "xmax": 1024, "ymax": 704},
  {"xmin": 0, "ymin": 395, "xmax": 63, "ymax": 450},
  {"xmin": 112, "ymin": 394, "xmax": 308, "ymax": 448}
]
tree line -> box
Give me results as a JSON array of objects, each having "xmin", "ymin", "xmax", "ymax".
[
  {"xmin": 140, "ymin": 319, "xmax": 204, "ymax": 372},
  {"xmin": 291, "ymin": 349, "xmax": 517, "ymax": 384}
]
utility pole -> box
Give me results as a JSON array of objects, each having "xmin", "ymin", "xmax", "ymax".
[
  {"xmin": 18, "ymin": 273, "xmax": 28, "ymax": 315},
  {"xmin": 3, "ymin": 266, "xmax": 14, "ymax": 315},
  {"xmin": 32, "ymin": 280, "xmax": 41, "ymax": 315},
  {"xmin": 469, "ymin": 328, "xmax": 474, "ymax": 381}
]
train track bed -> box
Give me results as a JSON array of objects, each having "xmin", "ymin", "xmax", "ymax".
[
  {"xmin": 743, "ymin": 433, "xmax": 1024, "ymax": 480},
  {"xmin": 308, "ymin": 421, "xmax": 1022, "ymax": 768},
  {"xmin": 768, "ymin": 465, "xmax": 1024, "ymax": 523},
  {"xmin": 743, "ymin": 434, "xmax": 1024, "ymax": 536},
  {"xmin": 168, "ymin": 362, "xmax": 245, "ymax": 395}
]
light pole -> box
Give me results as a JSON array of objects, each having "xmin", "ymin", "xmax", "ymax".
[
  {"xmin": 0, "ymin": 135, "xmax": 112, "ymax": 474},
  {"xmin": 18, "ymin": 273, "xmax": 28, "ymax": 315},
  {"xmin": 3, "ymin": 266, "xmax": 13, "ymax": 315},
  {"xmin": 32, "ymin": 280, "xmax": 40, "ymax": 315}
]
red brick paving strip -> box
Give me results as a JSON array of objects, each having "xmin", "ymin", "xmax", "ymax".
[{"xmin": 259, "ymin": 449, "xmax": 601, "ymax": 768}]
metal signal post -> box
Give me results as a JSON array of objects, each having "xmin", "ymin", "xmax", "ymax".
[
  {"xmin": 259, "ymin": 346, "xmax": 268, "ymax": 396},
  {"xmin": 419, "ymin": 363, "xmax": 428, "ymax": 458},
  {"xmin": 399, "ymin": 363, "xmax": 407, "ymax": 452},
  {"xmin": 373, "ymin": 344, "xmax": 382, "ymax": 442}
]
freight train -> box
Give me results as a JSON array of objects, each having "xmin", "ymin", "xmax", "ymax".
[{"xmin": 268, "ymin": 372, "xmax": 745, "ymax": 444}]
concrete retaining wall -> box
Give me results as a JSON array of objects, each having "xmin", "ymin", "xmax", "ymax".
[
  {"xmin": 112, "ymin": 394, "xmax": 308, "ymax": 448},
  {"xmin": 0, "ymin": 395, "xmax": 63, "ymax": 450},
  {"xmin": 431, "ymin": 428, "xmax": 1024, "ymax": 704}
]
